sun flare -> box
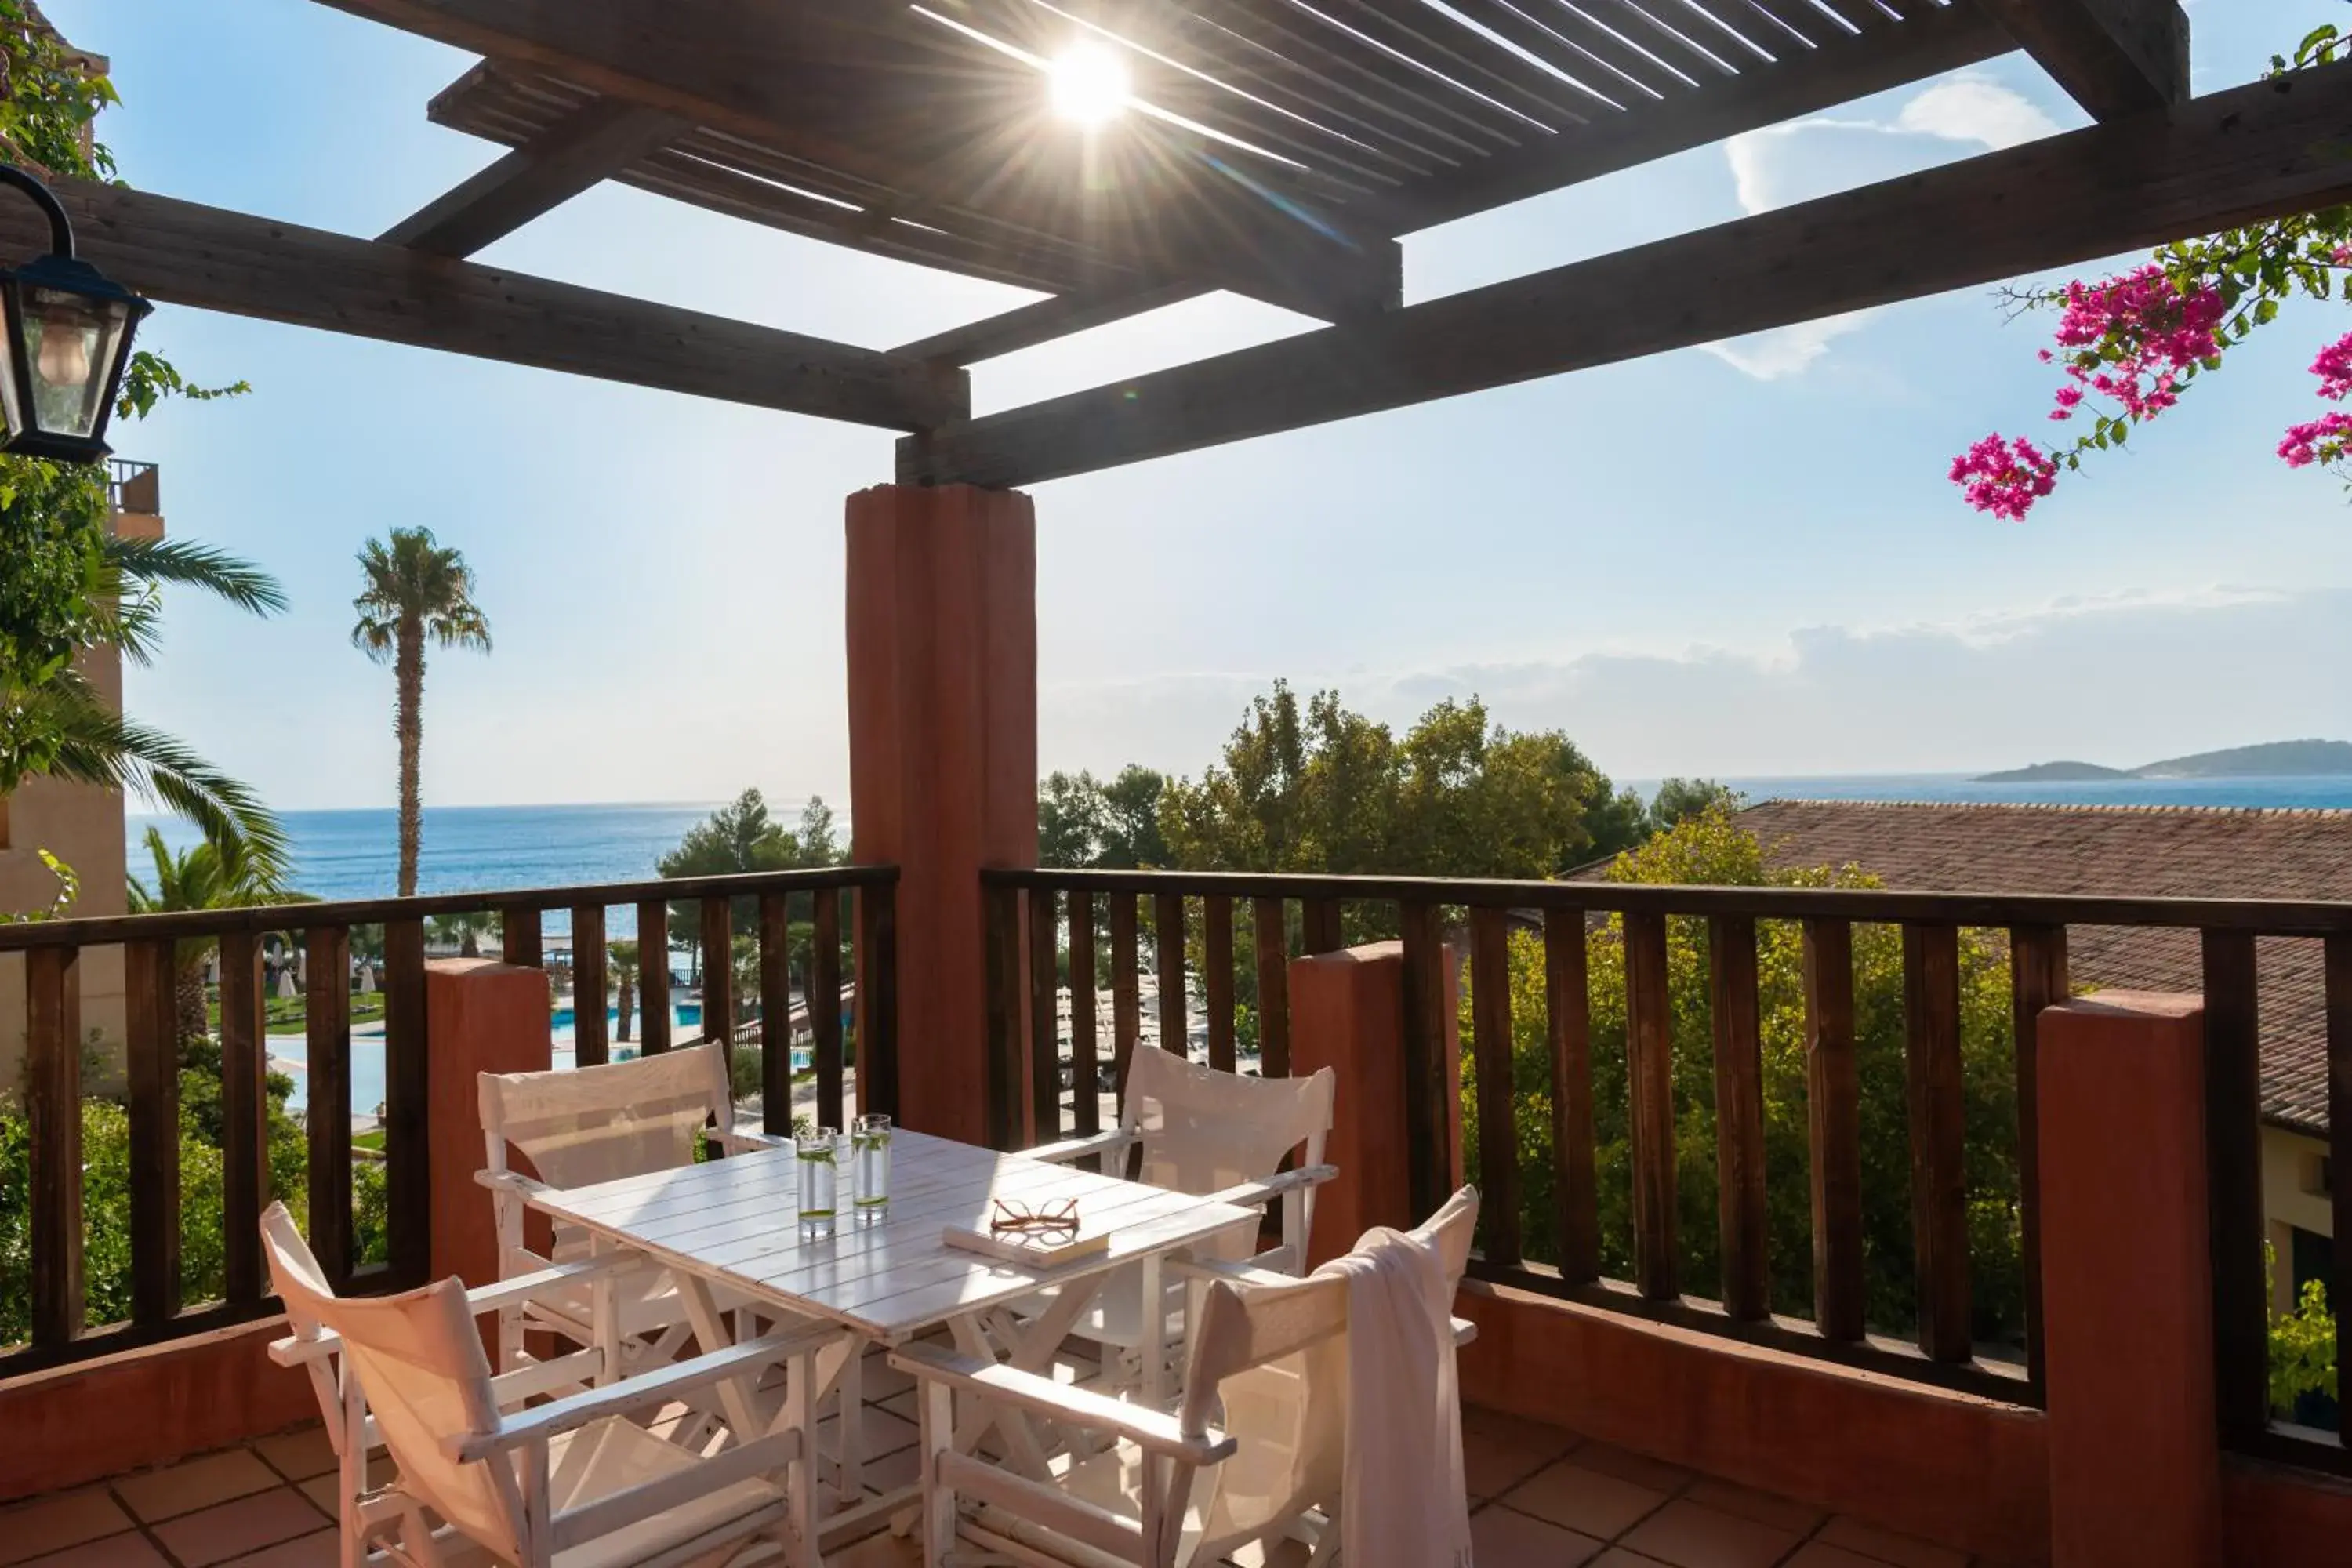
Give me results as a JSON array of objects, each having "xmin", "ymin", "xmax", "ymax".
[{"xmin": 1048, "ymin": 42, "xmax": 1131, "ymax": 126}]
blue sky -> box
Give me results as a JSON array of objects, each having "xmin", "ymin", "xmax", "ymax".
[{"xmin": 52, "ymin": 0, "xmax": 2352, "ymax": 809}]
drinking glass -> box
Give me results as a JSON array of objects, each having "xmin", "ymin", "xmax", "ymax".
[
  {"xmin": 853, "ymin": 1114, "xmax": 892, "ymax": 1225},
  {"xmin": 797, "ymin": 1128, "xmax": 840, "ymax": 1239}
]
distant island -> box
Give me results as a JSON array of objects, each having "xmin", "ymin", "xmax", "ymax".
[{"xmin": 1976, "ymin": 739, "xmax": 2352, "ymax": 782}]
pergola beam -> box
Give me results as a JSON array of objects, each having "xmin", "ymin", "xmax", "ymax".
[
  {"xmin": 380, "ymin": 93, "xmax": 689, "ymax": 256},
  {"xmin": 1978, "ymin": 0, "xmax": 2189, "ymax": 120},
  {"xmin": 893, "ymin": 283, "xmax": 1212, "ymax": 367},
  {"xmin": 899, "ymin": 61, "xmax": 2352, "ymax": 488},
  {"xmin": 2, "ymin": 176, "xmax": 966, "ymax": 431}
]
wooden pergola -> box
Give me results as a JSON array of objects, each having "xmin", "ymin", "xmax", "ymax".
[
  {"xmin": 14, "ymin": 0, "xmax": 2347, "ymax": 488},
  {"xmin": 26, "ymin": 0, "xmax": 2352, "ymax": 1145}
]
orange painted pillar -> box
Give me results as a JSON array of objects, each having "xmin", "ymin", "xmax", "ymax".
[
  {"xmin": 2037, "ymin": 992, "xmax": 2222, "ymax": 1568},
  {"xmin": 1290, "ymin": 940, "xmax": 1461, "ymax": 1265},
  {"xmin": 846, "ymin": 484, "xmax": 1037, "ymax": 1148},
  {"xmin": 426, "ymin": 958, "xmax": 551, "ymax": 1290}
]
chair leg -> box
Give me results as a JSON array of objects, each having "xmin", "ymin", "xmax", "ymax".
[{"xmin": 921, "ymin": 1380, "xmax": 958, "ymax": 1567}]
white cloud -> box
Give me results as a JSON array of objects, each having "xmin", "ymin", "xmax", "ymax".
[{"xmin": 1707, "ymin": 77, "xmax": 2062, "ymax": 379}]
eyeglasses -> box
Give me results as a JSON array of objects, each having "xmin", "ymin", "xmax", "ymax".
[{"xmin": 990, "ymin": 1197, "xmax": 1080, "ymax": 1236}]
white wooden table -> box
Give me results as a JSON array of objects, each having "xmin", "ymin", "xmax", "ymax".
[{"xmin": 524, "ymin": 1130, "xmax": 1260, "ymax": 1557}]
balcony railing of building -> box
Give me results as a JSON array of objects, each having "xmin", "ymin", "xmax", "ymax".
[
  {"xmin": 982, "ymin": 866, "xmax": 2352, "ymax": 1481},
  {"xmin": 105, "ymin": 457, "xmax": 159, "ymax": 516},
  {"xmin": 0, "ymin": 864, "xmax": 898, "ymax": 1381}
]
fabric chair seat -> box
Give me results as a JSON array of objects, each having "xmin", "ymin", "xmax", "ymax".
[{"xmin": 546, "ymin": 1419, "xmax": 785, "ymax": 1568}]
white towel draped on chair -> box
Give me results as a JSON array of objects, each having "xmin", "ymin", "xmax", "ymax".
[{"xmin": 1309, "ymin": 1189, "xmax": 1477, "ymax": 1568}]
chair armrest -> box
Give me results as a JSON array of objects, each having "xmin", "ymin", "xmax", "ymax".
[
  {"xmin": 1022, "ymin": 1129, "xmax": 1137, "ymax": 1167},
  {"xmin": 448, "ymin": 1322, "xmax": 840, "ymax": 1462},
  {"xmin": 1203, "ymin": 1163, "xmax": 1336, "ymax": 1213},
  {"xmin": 267, "ymin": 1254, "xmax": 644, "ymax": 1368},
  {"xmin": 1453, "ymin": 1317, "xmax": 1477, "ymax": 1348},
  {"xmin": 890, "ymin": 1342, "xmax": 1235, "ymax": 1466},
  {"xmin": 474, "ymin": 1167, "xmax": 550, "ymax": 1198},
  {"xmin": 1166, "ymin": 1255, "xmax": 1298, "ymax": 1292}
]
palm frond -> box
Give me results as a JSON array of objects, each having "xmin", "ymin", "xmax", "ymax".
[
  {"xmin": 41, "ymin": 686, "xmax": 291, "ymax": 876},
  {"xmin": 103, "ymin": 535, "xmax": 289, "ymax": 616}
]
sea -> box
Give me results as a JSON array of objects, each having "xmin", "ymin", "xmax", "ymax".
[{"xmin": 129, "ymin": 779, "xmax": 2352, "ymax": 1119}]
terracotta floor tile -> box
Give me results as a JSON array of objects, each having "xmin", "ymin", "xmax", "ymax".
[
  {"xmin": 154, "ymin": 1487, "xmax": 331, "ymax": 1568},
  {"xmin": 877, "ymin": 1388, "xmax": 919, "ymax": 1425},
  {"xmin": 1619, "ymin": 1500, "xmax": 1800, "ymax": 1568},
  {"xmin": 1471, "ymin": 1503, "xmax": 1606, "ymax": 1567},
  {"xmin": 114, "ymin": 1450, "xmax": 281, "ymax": 1523},
  {"xmin": 826, "ymin": 1529, "xmax": 924, "ymax": 1567},
  {"xmin": 1783, "ymin": 1546, "xmax": 1891, "ymax": 1568},
  {"xmin": 21, "ymin": 1532, "xmax": 169, "ymax": 1567},
  {"xmin": 1589, "ymin": 1551, "xmax": 1676, "ymax": 1567},
  {"xmin": 252, "ymin": 1428, "xmax": 337, "ymax": 1484},
  {"xmin": 859, "ymin": 1350, "xmax": 916, "ymax": 1403},
  {"xmin": 1680, "ymin": 1480, "xmax": 1826, "ymax": 1535},
  {"xmin": 0, "ymin": 1486, "xmax": 135, "ymax": 1565},
  {"xmin": 858, "ymin": 1443, "xmax": 924, "ymax": 1497},
  {"xmin": 220, "ymin": 1530, "xmax": 340, "ymax": 1567},
  {"xmin": 1568, "ymin": 1442, "xmax": 1695, "ymax": 1495},
  {"xmin": 1814, "ymin": 1518, "xmax": 1969, "ymax": 1568},
  {"xmin": 1464, "ymin": 1409, "xmax": 1579, "ymax": 1500},
  {"xmin": 296, "ymin": 1476, "xmax": 339, "ymax": 1519},
  {"xmin": 1502, "ymin": 1460, "xmax": 1671, "ymax": 1541}
]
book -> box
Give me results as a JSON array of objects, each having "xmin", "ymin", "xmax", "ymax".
[{"xmin": 942, "ymin": 1219, "xmax": 1113, "ymax": 1268}]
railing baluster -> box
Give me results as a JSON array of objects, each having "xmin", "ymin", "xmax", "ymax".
[
  {"xmin": 1254, "ymin": 897, "xmax": 1290, "ymax": 1080},
  {"xmin": 1110, "ymin": 893, "xmax": 1140, "ymax": 1105},
  {"xmin": 1468, "ymin": 906, "xmax": 1522, "ymax": 1266},
  {"xmin": 27, "ymin": 946, "xmax": 83, "ymax": 1349},
  {"xmin": 1154, "ymin": 892, "xmax": 1187, "ymax": 1062},
  {"xmin": 858, "ymin": 880, "xmax": 899, "ymax": 1121},
  {"xmin": 572, "ymin": 906, "xmax": 608, "ymax": 1068},
  {"xmin": 1204, "ymin": 895, "xmax": 1236, "ymax": 1073},
  {"xmin": 1904, "ymin": 921, "xmax": 1971, "ymax": 1363},
  {"xmin": 1803, "ymin": 918, "xmax": 1864, "ymax": 1343},
  {"xmin": 1544, "ymin": 908, "xmax": 1598, "ymax": 1284},
  {"xmin": 1069, "ymin": 892, "xmax": 1100, "ymax": 1136},
  {"xmin": 2009, "ymin": 924, "xmax": 2067, "ymax": 1399},
  {"xmin": 812, "ymin": 887, "xmax": 845, "ymax": 1132},
  {"xmin": 383, "ymin": 917, "xmax": 430, "ymax": 1287},
  {"xmin": 1399, "ymin": 901, "xmax": 1454, "ymax": 1227},
  {"xmin": 1624, "ymin": 910, "xmax": 1678, "ymax": 1301},
  {"xmin": 294, "ymin": 927, "xmax": 350, "ymax": 1287},
  {"xmin": 2327, "ymin": 935, "xmax": 2352, "ymax": 1436},
  {"xmin": 1029, "ymin": 887, "xmax": 1062, "ymax": 1144},
  {"xmin": 125, "ymin": 938, "xmax": 180, "ymax": 1327},
  {"xmin": 758, "ymin": 893, "xmax": 792, "ymax": 1134},
  {"xmin": 700, "ymin": 897, "xmax": 735, "ymax": 1075},
  {"xmin": 1711, "ymin": 914, "xmax": 1768, "ymax": 1322},
  {"xmin": 2203, "ymin": 929, "xmax": 2270, "ymax": 1446},
  {"xmin": 223, "ymin": 932, "xmax": 270, "ymax": 1304},
  {"xmin": 982, "ymin": 882, "xmax": 1023, "ymax": 1150},
  {"xmin": 637, "ymin": 898, "xmax": 673, "ymax": 1054},
  {"xmin": 1302, "ymin": 898, "xmax": 1343, "ymax": 956},
  {"xmin": 499, "ymin": 903, "xmax": 542, "ymax": 968}
]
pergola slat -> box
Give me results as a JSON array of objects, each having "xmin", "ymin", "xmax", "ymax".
[
  {"xmin": 1977, "ymin": 0, "xmax": 2189, "ymax": 120},
  {"xmin": 902, "ymin": 60, "xmax": 2352, "ymax": 485},
  {"xmin": 0, "ymin": 175, "xmax": 968, "ymax": 432},
  {"xmin": 381, "ymin": 93, "xmax": 690, "ymax": 256}
]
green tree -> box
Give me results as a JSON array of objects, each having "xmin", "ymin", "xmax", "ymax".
[
  {"xmin": 126, "ymin": 822, "xmax": 294, "ymax": 1051},
  {"xmin": 1460, "ymin": 806, "xmax": 2026, "ymax": 1348},
  {"xmin": 659, "ymin": 789, "xmax": 845, "ymax": 982},
  {"xmin": 350, "ymin": 528, "xmax": 492, "ymax": 898},
  {"xmin": 1649, "ymin": 777, "xmax": 1743, "ymax": 833},
  {"xmin": 1038, "ymin": 766, "xmax": 1169, "ymax": 869},
  {"xmin": 609, "ymin": 939, "xmax": 640, "ymax": 1045},
  {"xmin": 426, "ymin": 908, "xmax": 499, "ymax": 957}
]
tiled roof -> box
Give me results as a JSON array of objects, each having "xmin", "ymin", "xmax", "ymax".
[{"xmin": 1686, "ymin": 800, "xmax": 2349, "ymax": 1136}]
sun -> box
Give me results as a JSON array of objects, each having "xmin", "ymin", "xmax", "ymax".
[{"xmin": 1048, "ymin": 42, "xmax": 1131, "ymax": 126}]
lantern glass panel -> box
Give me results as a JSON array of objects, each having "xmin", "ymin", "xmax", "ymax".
[{"xmin": 21, "ymin": 285, "xmax": 132, "ymax": 440}]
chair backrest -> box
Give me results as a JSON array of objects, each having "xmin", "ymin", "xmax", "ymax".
[
  {"xmin": 480, "ymin": 1041, "xmax": 732, "ymax": 1189},
  {"xmin": 260, "ymin": 1203, "xmax": 527, "ymax": 1562},
  {"xmin": 1177, "ymin": 1187, "xmax": 1480, "ymax": 1554},
  {"xmin": 1120, "ymin": 1048, "xmax": 1334, "ymax": 1201}
]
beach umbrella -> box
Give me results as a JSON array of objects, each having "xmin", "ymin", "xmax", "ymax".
[
  {"xmin": 278, "ymin": 966, "xmax": 299, "ymax": 1000},
  {"xmin": 357, "ymin": 960, "xmax": 376, "ymax": 995}
]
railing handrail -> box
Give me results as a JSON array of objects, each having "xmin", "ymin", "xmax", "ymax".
[
  {"xmin": 983, "ymin": 866, "xmax": 2352, "ymax": 935},
  {"xmin": 0, "ymin": 864, "xmax": 900, "ymax": 951}
]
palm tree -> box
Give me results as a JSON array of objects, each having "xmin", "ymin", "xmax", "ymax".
[
  {"xmin": 349, "ymin": 528, "xmax": 492, "ymax": 897},
  {"xmin": 126, "ymin": 824, "xmax": 292, "ymax": 1050},
  {"xmin": 2, "ymin": 533, "xmax": 292, "ymax": 873},
  {"xmin": 427, "ymin": 909, "xmax": 499, "ymax": 957},
  {"xmin": 609, "ymin": 939, "xmax": 639, "ymax": 1044}
]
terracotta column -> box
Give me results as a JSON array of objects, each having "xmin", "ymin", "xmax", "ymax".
[
  {"xmin": 426, "ymin": 958, "xmax": 552, "ymax": 1289},
  {"xmin": 1289, "ymin": 940, "xmax": 1461, "ymax": 1265},
  {"xmin": 2037, "ymin": 992, "xmax": 2222, "ymax": 1568},
  {"xmin": 846, "ymin": 484, "xmax": 1037, "ymax": 1148}
]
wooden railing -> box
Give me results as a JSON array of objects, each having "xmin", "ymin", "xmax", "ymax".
[
  {"xmin": 0, "ymin": 865, "xmax": 898, "ymax": 1381},
  {"xmin": 983, "ymin": 866, "xmax": 2352, "ymax": 1471}
]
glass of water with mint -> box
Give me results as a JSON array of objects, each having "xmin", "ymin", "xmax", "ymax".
[
  {"xmin": 797, "ymin": 1128, "xmax": 840, "ymax": 1240},
  {"xmin": 853, "ymin": 1114, "xmax": 892, "ymax": 1225}
]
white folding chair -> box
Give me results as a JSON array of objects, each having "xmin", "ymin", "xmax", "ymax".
[
  {"xmin": 895, "ymin": 1188, "xmax": 1480, "ymax": 1568},
  {"xmin": 477, "ymin": 1044, "xmax": 785, "ymax": 1374},
  {"xmin": 1021, "ymin": 1050, "xmax": 1338, "ymax": 1393},
  {"xmin": 262, "ymin": 1200, "xmax": 833, "ymax": 1568}
]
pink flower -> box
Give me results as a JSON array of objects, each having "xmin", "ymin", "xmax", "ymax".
[
  {"xmin": 2044, "ymin": 265, "xmax": 2227, "ymax": 424},
  {"xmin": 2310, "ymin": 332, "xmax": 2352, "ymax": 400},
  {"xmin": 2278, "ymin": 412, "xmax": 2352, "ymax": 469},
  {"xmin": 1950, "ymin": 434, "xmax": 2059, "ymax": 521},
  {"xmin": 2332, "ymin": 245, "xmax": 2352, "ymax": 267}
]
